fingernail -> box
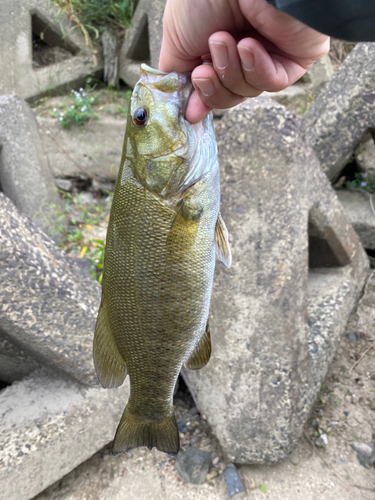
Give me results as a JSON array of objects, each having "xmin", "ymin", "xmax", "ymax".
[
  {"xmin": 209, "ymin": 41, "xmax": 228, "ymax": 70},
  {"xmin": 238, "ymin": 45, "xmax": 254, "ymax": 71},
  {"xmin": 193, "ymin": 78, "xmax": 214, "ymax": 97}
]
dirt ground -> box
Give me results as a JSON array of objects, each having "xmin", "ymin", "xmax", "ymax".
[{"xmin": 35, "ymin": 272, "xmax": 375, "ymax": 500}]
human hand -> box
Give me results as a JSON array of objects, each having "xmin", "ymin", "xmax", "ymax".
[{"xmin": 159, "ymin": 0, "xmax": 330, "ymax": 123}]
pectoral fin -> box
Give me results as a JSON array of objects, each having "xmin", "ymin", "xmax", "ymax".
[
  {"xmin": 93, "ymin": 294, "xmax": 127, "ymax": 388},
  {"xmin": 185, "ymin": 322, "xmax": 211, "ymax": 370},
  {"xmin": 215, "ymin": 213, "xmax": 232, "ymax": 268}
]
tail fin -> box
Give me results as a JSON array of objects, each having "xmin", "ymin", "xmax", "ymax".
[{"xmin": 111, "ymin": 405, "xmax": 180, "ymax": 456}]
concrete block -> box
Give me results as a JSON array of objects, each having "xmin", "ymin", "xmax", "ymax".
[
  {"xmin": 37, "ymin": 115, "xmax": 126, "ymax": 180},
  {"xmin": 302, "ymin": 43, "xmax": 375, "ymax": 181},
  {"xmin": 336, "ymin": 190, "xmax": 375, "ymax": 250},
  {"xmin": 119, "ymin": 0, "xmax": 166, "ymax": 88},
  {"xmin": 184, "ymin": 97, "xmax": 369, "ymax": 464},
  {"xmin": 0, "ymin": 193, "xmax": 101, "ymax": 387},
  {"xmin": 0, "ymin": 369, "xmax": 129, "ymax": 500},
  {"xmin": 0, "ymin": 0, "xmax": 102, "ymax": 101},
  {"xmin": 0, "ymin": 95, "xmax": 60, "ymax": 231}
]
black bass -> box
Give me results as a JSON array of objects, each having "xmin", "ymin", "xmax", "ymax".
[{"xmin": 93, "ymin": 64, "xmax": 231, "ymax": 456}]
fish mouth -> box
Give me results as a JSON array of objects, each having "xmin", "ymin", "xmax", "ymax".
[{"xmin": 140, "ymin": 63, "xmax": 194, "ymax": 116}]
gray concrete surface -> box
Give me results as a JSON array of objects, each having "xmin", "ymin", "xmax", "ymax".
[
  {"xmin": 0, "ymin": 369, "xmax": 130, "ymax": 500},
  {"xmin": 119, "ymin": 0, "xmax": 166, "ymax": 88},
  {"xmin": 302, "ymin": 43, "xmax": 375, "ymax": 181},
  {"xmin": 0, "ymin": 192, "xmax": 101, "ymax": 387},
  {"xmin": 336, "ymin": 190, "xmax": 375, "ymax": 250},
  {"xmin": 184, "ymin": 97, "xmax": 369, "ymax": 464},
  {"xmin": 0, "ymin": 95, "xmax": 60, "ymax": 231},
  {"xmin": 0, "ymin": 0, "xmax": 102, "ymax": 101}
]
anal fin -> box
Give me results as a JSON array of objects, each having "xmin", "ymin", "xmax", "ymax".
[
  {"xmin": 93, "ymin": 294, "xmax": 127, "ymax": 388},
  {"xmin": 215, "ymin": 213, "xmax": 232, "ymax": 268},
  {"xmin": 185, "ymin": 322, "xmax": 211, "ymax": 370}
]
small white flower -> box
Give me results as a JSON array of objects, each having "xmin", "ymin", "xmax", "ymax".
[
  {"xmin": 59, "ymin": 117, "xmax": 63, "ymax": 121},
  {"xmin": 81, "ymin": 106, "xmax": 87, "ymax": 112},
  {"xmin": 82, "ymin": 92, "xmax": 86, "ymax": 97},
  {"xmin": 79, "ymin": 87, "xmax": 83, "ymax": 92},
  {"xmin": 91, "ymin": 97, "xmax": 94, "ymax": 102},
  {"xmin": 71, "ymin": 105, "xmax": 74, "ymax": 109},
  {"xmin": 53, "ymin": 108, "xmax": 57, "ymax": 112}
]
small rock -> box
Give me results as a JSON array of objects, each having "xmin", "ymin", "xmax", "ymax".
[
  {"xmin": 348, "ymin": 331, "xmax": 360, "ymax": 342},
  {"xmin": 55, "ymin": 178, "xmax": 72, "ymax": 192},
  {"xmin": 318, "ymin": 409, "xmax": 325, "ymax": 417},
  {"xmin": 311, "ymin": 420, "xmax": 319, "ymax": 428},
  {"xmin": 175, "ymin": 447, "xmax": 211, "ymax": 484},
  {"xmin": 351, "ymin": 442, "xmax": 373, "ymax": 457},
  {"xmin": 222, "ymin": 464, "xmax": 245, "ymax": 499},
  {"xmin": 344, "ymin": 411, "xmax": 349, "ymax": 417},
  {"xmin": 212, "ymin": 456, "xmax": 219, "ymax": 466},
  {"xmin": 351, "ymin": 442, "xmax": 375, "ymax": 468},
  {"xmin": 177, "ymin": 421, "xmax": 187, "ymax": 433},
  {"xmin": 316, "ymin": 434, "xmax": 328, "ymax": 447}
]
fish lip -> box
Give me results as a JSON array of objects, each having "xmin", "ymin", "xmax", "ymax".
[{"xmin": 139, "ymin": 63, "xmax": 193, "ymax": 116}]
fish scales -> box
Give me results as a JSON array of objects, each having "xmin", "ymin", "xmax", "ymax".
[{"xmin": 93, "ymin": 65, "xmax": 231, "ymax": 456}]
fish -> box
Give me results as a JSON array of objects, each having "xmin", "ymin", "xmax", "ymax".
[{"xmin": 93, "ymin": 64, "xmax": 231, "ymax": 456}]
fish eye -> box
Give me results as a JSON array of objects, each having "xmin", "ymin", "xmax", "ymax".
[{"xmin": 132, "ymin": 107, "xmax": 148, "ymax": 126}]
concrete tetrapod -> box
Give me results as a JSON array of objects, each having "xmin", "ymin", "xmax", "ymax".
[
  {"xmin": 119, "ymin": 0, "xmax": 166, "ymax": 88},
  {"xmin": 0, "ymin": 0, "xmax": 102, "ymax": 101},
  {"xmin": 302, "ymin": 42, "xmax": 375, "ymax": 181},
  {"xmin": 185, "ymin": 97, "xmax": 369, "ymax": 464},
  {"xmin": 0, "ymin": 192, "xmax": 100, "ymax": 387}
]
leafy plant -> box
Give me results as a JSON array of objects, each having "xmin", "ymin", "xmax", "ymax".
[
  {"xmin": 50, "ymin": 87, "xmax": 99, "ymax": 128},
  {"xmin": 344, "ymin": 172, "xmax": 375, "ymax": 192},
  {"xmin": 48, "ymin": 191, "xmax": 112, "ymax": 282},
  {"xmin": 260, "ymin": 484, "xmax": 267, "ymax": 493}
]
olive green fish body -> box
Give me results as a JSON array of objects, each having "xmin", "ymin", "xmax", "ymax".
[{"xmin": 93, "ymin": 65, "xmax": 231, "ymax": 455}]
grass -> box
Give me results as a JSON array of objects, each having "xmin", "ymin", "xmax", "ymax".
[
  {"xmin": 52, "ymin": 0, "xmax": 134, "ymax": 41},
  {"xmin": 48, "ymin": 191, "xmax": 112, "ymax": 282}
]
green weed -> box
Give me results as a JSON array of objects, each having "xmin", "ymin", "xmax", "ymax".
[
  {"xmin": 48, "ymin": 191, "xmax": 112, "ymax": 282},
  {"xmin": 260, "ymin": 484, "xmax": 267, "ymax": 493},
  {"xmin": 52, "ymin": 0, "xmax": 134, "ymax": 40},
  {"xmin": 344, "ymin": 172, "xmax": 375, "ymax": 192},
  {"xmin": 50, "ymin": 87, "xmax": 99, "ymax": 128}
]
